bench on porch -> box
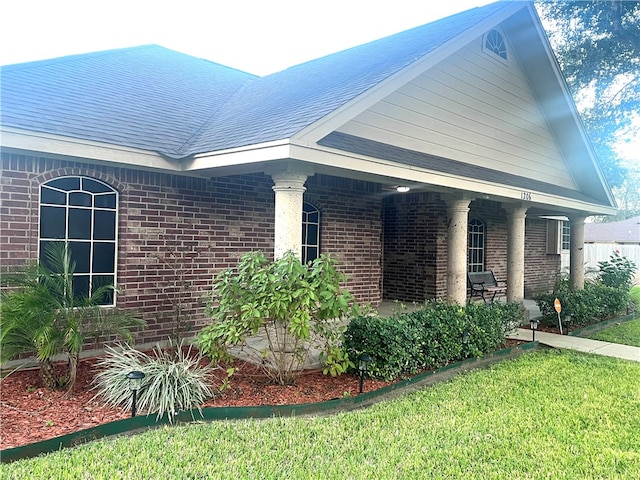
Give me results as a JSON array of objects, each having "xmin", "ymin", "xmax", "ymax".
[{"xmin": 467, "ymin": 271, "xmax": 507, "ymax": 302}]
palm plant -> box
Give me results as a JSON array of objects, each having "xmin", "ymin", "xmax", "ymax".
[{"xmin": 1, "ymin": 242, "xmax": 144, "ymax": 396}]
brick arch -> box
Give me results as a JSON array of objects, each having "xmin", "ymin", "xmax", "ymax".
[{"xmin": 32, "ymin": 167, "xmax": 125, "ymax": 194}]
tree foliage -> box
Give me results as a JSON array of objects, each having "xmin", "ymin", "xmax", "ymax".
[{"xmin": 536, "ymin": 0, "xmax": 640, "ymax": 193}]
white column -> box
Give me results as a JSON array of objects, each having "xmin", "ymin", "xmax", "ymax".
[
  {"xmin": 444, "ymin": 197, "xmax": 471, "ymax": 304},
  {"xmin": 271, "ymin": 170, "xmax": 308, "ymax": 260},
  {"xmin": 505, "ymin": 205, "xmax": 527, "ymax": 302},
  {"xmin": 569, "ymin": 215, "xmax": 587, "ymax": 290}
]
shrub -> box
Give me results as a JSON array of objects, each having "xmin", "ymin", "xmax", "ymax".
[
  {"xmin": 598, "ymin": 251, "xmax": 637, "ymax": 289},
  {"xmin": 344, "ymin": 300, "xmax": 521, "ymax": 381},
  {"xmin": 631, "ymin": 286, "xmax": 640, "ymax": 311},
  {"xmin": 535, "ymin": 281, "xmax": 630, "ymax": 327},
  {"xmin": 343, "ymin": 314, "xmax": 421, "ymax": 380},
  {"xmin": 198, "ymin": 251, "xmax": 359, "ymax": 385},
  {"xmin": 94, "ymin": 342, "xmax": 221, "ymax": 422},
  {"xmin": 0, "ymin": 242, "xmax": 144, "ymax": 395}
]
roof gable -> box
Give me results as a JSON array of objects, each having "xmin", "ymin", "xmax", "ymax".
[{"xmin": 183, "ymin": 1, "xmax": 514, "ymax": 154}]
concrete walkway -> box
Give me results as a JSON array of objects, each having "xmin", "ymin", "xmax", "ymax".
[{"xmin": 507, "ymin": 328, "xmax": 640, "ymax": 362}]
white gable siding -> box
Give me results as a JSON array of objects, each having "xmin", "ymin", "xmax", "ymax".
[{"xmin": 336, "ymin": 36, "xmax": 577, "ymax": 189}]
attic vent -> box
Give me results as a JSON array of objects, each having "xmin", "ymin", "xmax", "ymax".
[{"xmin": 484, "ymin": 29, "xmax": 507, "ymax": 60}]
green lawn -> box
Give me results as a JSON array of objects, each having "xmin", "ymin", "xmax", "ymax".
[
  {"xmin": 588, "ymin": 317, "xmax": 640, "ymax": 347},
  {"xmin": 2, "ymin": 350, "xmax": 639, "ymax": 479}
]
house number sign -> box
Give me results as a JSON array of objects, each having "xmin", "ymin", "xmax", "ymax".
[{"xmin": 521, "ymin": 191, "xmax": 532, "ymax": 201}]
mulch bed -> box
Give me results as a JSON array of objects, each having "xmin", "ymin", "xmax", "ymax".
[
  {"xmin": 0, "ymin": 357, "xmax": 392, "ymax": 450},
  {"xmin": 1, "ymin": 339, "xmax": 525, "ymax": 450}
]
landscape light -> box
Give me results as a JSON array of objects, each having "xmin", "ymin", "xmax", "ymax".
[
  {"xmin": 358, "ymin": 353, "xmax": 372, "ymax": 394},
  {"xmin": 530, "ymin": 318, "xmax": 539, "ymax": 342},
  {"xmin": 126, "ymin": 370, "xmax": 145, "ymax": 417}
]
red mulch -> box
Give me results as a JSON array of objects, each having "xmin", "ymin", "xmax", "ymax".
[
  {"xmin": 1, "ymin": 340, "xmax": 525, "ymax": 450},
  {"xmin": 0, "ymin": 357, "xmax": 392, "ymax": 450}
]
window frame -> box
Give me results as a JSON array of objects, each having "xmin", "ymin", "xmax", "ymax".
[
  {"xmin": 302, "ymin": 202, "xmax": 320, "ymax": 264},
  {"xmin": 468, "ymin": 218, "xmax": 486, "ymax": 272},
  {"xmin": 39, "ymin": 176, "xmax": 119, "ymax": 306},
  {"xmin": 561, "ymin": 220, "xmax": 571, "ymax": 251},
  {"xmin": 483, "ymin": 29, "xmax": 508, "ymax": 62}
]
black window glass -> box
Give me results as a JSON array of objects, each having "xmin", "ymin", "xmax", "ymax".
[
  {"xmin": 39, "ymin": 240, "xmax": 61, "ymax": 270},
  {"xmin": 68, "ymin": 209, "xmax": 92, "ymax": 239},
  {"xmin": 95, "ymin": 194, "xmax": 116, "ymax": 209},
  {"xmin": 93, "ymin": 243, "xmax": 115, "ymax": 273},
  {"xmin": 40, "ymin": 206, "xmax": 66, "ymax": 239},
  {"xmin": 48, "ymin": 177, "xmax": 80, "ymax": 191},
  {"xmin": 94, "ymin": 210, "xmax": 116, "ymax": 240},
  {"xmin": 92, "ymin": 276, "xmax": 115, "ymax": 305},
  {"xmin": 69, "ymin": 192, "xmax": 92, "ymax": 207},
  {"xmin": 307, "ymin": 224, "xmax": 318, "ymax": 243},
  {"xmin": 72, "ymin": 275, "xmax": 90, "ymax": 301},
  {"xmin": 41, "ymin": 187, "xmax": 67, "ymax": 205},
  {"xmin": 306, "ymin": 247, "xmax": 318, "ymax": 263},
  {"xmin": 83, "ymin": 178, "xmax": 112, "ymax": 194},
  {"xmin": 69, "ymin": 242, "xmax": 91, "ymax": 273}
]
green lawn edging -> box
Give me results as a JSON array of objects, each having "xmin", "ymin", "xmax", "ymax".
[
  {"xmin": 1, "ymin": 341, "xmax": 537, "ymax": 463},
  {"xmin": 568, "ymin": 312, "xmax": 638, "ymax": 337}
]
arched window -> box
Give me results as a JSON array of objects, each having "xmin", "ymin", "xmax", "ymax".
[
  {"xmin": 468, "ymin": 218, "xmax": 486, "ymax": 272},
  {"xmin": 39, "ymin": 176, "xmax": 118, "ymax": 305},
  {"xmin": 484, "ymin": 29, "xmax": 508, "ymax": 60},
  {"xmin": 302, "ymin": 202, "xmax": 320, "ymax": 264}
]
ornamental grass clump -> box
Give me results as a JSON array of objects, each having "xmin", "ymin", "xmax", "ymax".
[{"xmin": 94, "ymin": 342, "xmax": 219, "ymax": 422}]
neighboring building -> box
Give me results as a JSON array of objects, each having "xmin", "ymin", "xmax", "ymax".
[
  {"xmin": 585, "ymin": 216, "xmax": 640, "ymax": 245},
  {"xmin": 583, "ymin": 217, "xmax": 640, "ymax": 283},
  {"xmin": 0, "ymin": 1, "xmax": 616, "ymax": 346}
]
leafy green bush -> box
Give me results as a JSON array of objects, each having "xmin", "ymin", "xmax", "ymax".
[
  {"xmin": 535, "ymin": 281, "xmax": 630, "ymax": 327},
  {"xmin": 598, "ymin": 251, "xmax": 637, "ymax": 289},
  {"xmin": 198, "ymin": 251, "xmax": 359, "ymax": 385},
  {"xmin": 631, "ymin": 286, "xmax": 640, "ymax": 311},
  {"xmin": 94, "ymin": 342, "xmax": 221, "ymax": 422},
  {"xmin": 344, "ymin": 300, "xmax": 521, "ymax": 381},
  {"xmin": 343, "ymin": 314, "xmax": 421, "ymax": 380}
]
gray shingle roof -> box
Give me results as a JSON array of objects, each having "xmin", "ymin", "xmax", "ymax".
[
  {"xmin": 183, "ymin": 2, "xmax": 512, "ymax": 154},
  {"xmin": 1, "ymin": 45, "xmax": 257, "ymax": 155},
  {"xmin": 585, "ymin": 216, "xmax": 640, "ymax": 243},
  {"xmin": 1, "ymin": 2, "xmax": 512, "ymax": 158}
]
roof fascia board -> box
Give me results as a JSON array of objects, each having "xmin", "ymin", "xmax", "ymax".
[
  {"xmin": 183, "ymin": 140, "xmax": 291, "ymax": 172},
  {"xmin": 1, "ymin": 127, "xmax": 179, "ymax": 172},
  {"xmin": 288, "ymin": 142, "xmax": 617, "ymax": 216},
  {"xmin": 293, "ymin": 2, "xmax": 526, "ymax": 146}
]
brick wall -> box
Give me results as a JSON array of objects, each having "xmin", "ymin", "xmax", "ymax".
[
  {"xmin": 382, "ymin": 195, "xmax": 556, "ymax": 303},
  {"xmin": 382, "ymin": 192, "xmax": 448, "ymax": 302},
  {"xmin": 469, "ymin": 200, "xmax": 508, "ymax": 282},
  {"xmin": 305, "ymin": 175, "xmax": 383, "ymax": 306},
  {"xmin": 0, "ymin": 153, "xmax": 385, "ymax": 348},
  {"xmin": 524, "ymin": 218, "xmax": 560, "ymax": 295}
]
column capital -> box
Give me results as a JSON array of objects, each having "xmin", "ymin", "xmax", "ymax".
[
  {"xmin": 504, "ymin": 204, "xmax": 528, "ymax": 219},
  {"xmin": 442, "ymin": 194, "xmax": 472, "ymax": 213}
]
